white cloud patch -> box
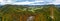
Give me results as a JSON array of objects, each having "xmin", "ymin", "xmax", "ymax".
[
  {"xmin": 47, "ymin": 0, "xmax": 60, "ymax": 5},
  {"xmin": 55, "ymin": 0, "xmax": 60, "ymax": 3},
  {"xmin": 0, "ymin": 0, "xmax": 3, "ymax": 2},
  {"xmin": 53, "ymin": 0, "xmax": 60, "ymax": 5},
  {"xmin": 12, "ymin": 1, "xmax": 35, "ymax": 5},
  {"xmin": 0, "ymin": 0, "xmax": 60, "ymax": 5}
]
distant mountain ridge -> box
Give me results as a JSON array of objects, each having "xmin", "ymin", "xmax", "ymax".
[{"xmin": 0, "ymin": 4, "xmax": 60, "ymax": 8}]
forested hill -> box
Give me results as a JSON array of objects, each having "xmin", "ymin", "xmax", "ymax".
[{"xmin": 0, "ymin": 5, "xmax": 60, "ymax": 21}]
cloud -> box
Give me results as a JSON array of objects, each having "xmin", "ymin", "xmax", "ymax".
[
  {"xmin": 0, "ymin": 0, "xmax": 3, "ymax": 2},
  {"xmin": 11, "ymin": 1, "xmax": 35, "ymax": 5},
  {"xmin": 1, "ymin": 0, "xmax": 60, "ymax": 5},
  {"xmin": 0, "ymin": 0, "xmax": 45, "ymax": 5},
  {"xmin": 47, "ymin": 0, "xmax": 60, "ymax": 5},
  {"xmin": 55, "ymin": 0, "xmax": 60, "ymax": 3},
  {"xmin": 12, "ymin": 0, "xmax": 45, "ymax": 5}
]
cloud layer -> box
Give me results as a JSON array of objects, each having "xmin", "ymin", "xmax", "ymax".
[{"xmin": 0, "ymin": 0, "xmax": 60, "ymax": 5}]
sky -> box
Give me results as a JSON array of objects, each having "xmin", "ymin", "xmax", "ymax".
[{"xmin": 0, "ymin": 0, "xmax": 60, "ymax": 5}]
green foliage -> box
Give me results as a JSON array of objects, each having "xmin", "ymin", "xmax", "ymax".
[{"xmin": 0, "ymin": 4, "xmax": 60, "ymax": 21}]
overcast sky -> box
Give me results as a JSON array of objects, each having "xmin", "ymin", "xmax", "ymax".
[{"xmin": 0, "ymin": 0, "xmax": 60, "ymax": 5}]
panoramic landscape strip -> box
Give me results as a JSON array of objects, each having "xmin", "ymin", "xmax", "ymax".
[{"xmin": 0, "ymin": 4, "xmax": 60, "ymax": 21}]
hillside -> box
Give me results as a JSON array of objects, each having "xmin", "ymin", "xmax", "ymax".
[{"xmin": 0, "ymin": 5, "xmax": 60, "ymax": 21}]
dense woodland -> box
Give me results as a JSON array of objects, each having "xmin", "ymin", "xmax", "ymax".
[{"xmin": 0, "ymin": 5, "xmax": 60, "ymax": 21}]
